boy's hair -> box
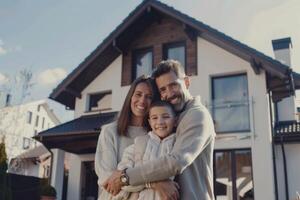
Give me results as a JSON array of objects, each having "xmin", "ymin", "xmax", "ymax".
[
  {"xmin": 149, "ymin": 101, "xmax": 176, "ymax": 116},
  {"xmin": 152, "ymin": 59, "xmax": 186, "ymax": 79},
  {"xmin": 144, "ymin": 100, "xmax": 176, "ymax": 131}
]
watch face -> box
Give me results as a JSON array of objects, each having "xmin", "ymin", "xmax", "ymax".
[{"xmin": 121, "ymin": 176, "xmax": 127, "ymax": 183}]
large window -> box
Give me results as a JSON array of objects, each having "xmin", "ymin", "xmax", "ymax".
[
  {"xmin": 87, "ymin": 91, "xmax": 112, "ymax": 112},
  {"xmin": 212, "ymin": 74, "xmax": 250, "ymax": 133},
  {"xmin": 214, "ymin": 149, "xmax": 254, "ymax": 200},
  {"xmin": 163, "ymin": 41, "xmax": 186, "ymax": 70},
  {"xmin": 133, "ymin": 48, "xmax": 153, "ymax": 79}
]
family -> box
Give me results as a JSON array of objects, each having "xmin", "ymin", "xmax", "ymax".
[{"xmin": 95, "ymin": 60, "xmax": 216, "ymax": 200}]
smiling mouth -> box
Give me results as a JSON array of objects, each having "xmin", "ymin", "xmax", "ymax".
[{"xmin": 136, "ymin": 105, "xmax": 145, "ymax": 110}]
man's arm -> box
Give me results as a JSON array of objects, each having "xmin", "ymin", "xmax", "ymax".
[{"xmin": 127, "ymin": 108, "xmax": 215, "ymax": 185}]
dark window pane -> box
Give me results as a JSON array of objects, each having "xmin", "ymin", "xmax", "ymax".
[
  {"xmin": 134, "ymin": 50, "xmax": 152, "ymax": 79},
  {"xmin": 235, "ymin": 150, "xmax": 254, "ymax": 200},
  {"xmin": 215, "ymin": 152, "xmax": 232, "ymax": 200},
  {"xmin": 167, "ymin": 46, "xmax": 185, "ymax": 68},
  {"xmin": 88, "ymin": 92, "xmax": 112, "ymax": 112}
]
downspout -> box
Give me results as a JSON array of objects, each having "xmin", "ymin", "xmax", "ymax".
[
  {"xmin": 268, "ymin": 91, "xmax": 279, "ymax": 200},
  {"xmin": 280, "ymin": 136, "xmax": 289, "ymax": 200}
]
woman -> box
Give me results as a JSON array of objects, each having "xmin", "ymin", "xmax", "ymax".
[{"xmin": 95, "ymin": 75, "xmax": 157, "ymax": 200}]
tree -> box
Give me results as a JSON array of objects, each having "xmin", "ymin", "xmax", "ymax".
[{"xmin": 0, "ymin": 136, "xmax": 11, "ymax": 200}]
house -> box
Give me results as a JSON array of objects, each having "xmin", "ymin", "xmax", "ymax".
[
  {"xmin": 0, "ymin": 99, "xmax": 60, "ymax": 178},
  {"xmin": 35, "ymin": 0, "xmax": 300, "ymax": 200}
]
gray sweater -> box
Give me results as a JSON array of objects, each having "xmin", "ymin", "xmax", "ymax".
[{"xmin": 126, "ymin": 96, "xmax": 216, "ymax": 200}]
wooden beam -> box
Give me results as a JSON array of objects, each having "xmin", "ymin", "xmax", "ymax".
[
  {"xmin": 250, "ymin": 58, "xmax": 261, "ymax": 74},
  {"xmin": 65, "ymin": 87, "xmax": 81, "ymax": 98},
  {"xmin": 183, "ymin": 24, "xmax": 198, "ymax": 41}
]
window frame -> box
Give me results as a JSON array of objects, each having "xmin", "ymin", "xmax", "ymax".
[
  {"xmin": 27, "ymin": 111, "xmax": 33, "ymax": 124},
  {"xmin": 211, "ymin": 73, "xmax": 250, "ymax": 133},
  {"xmin": 213, "ymin": 148, "xmax": 254, "ymax": 200},
  {"xmin": 86, "ymin": 91, "xmax": 113, "ymax": 113},
  {"xmin": 132, "ymin": 47, "xmax": 153, "ymax": 81},
  {"xmin": 163, "ymin": 41, "xmax": 187, "ymax": 72}
]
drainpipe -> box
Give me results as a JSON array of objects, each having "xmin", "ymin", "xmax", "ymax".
[
  {"xmin": 280, "ymin": 135, "xmax": 289, "ymax": 200},
  {"xmin": 268, "ymin": 91, "xmax": 279, "ymax": 200}
]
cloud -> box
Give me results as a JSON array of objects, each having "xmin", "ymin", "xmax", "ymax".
[
  {"xmin": 0, "ymin": 73, "xmax": 8, "ymax": 85},
  {"xmin": 0, "ymin": 46, "xmax": 7, "ymax": 56},
  {"xmin": 37, "ymin": 68, "xmax": 67, "ymax": 86}
]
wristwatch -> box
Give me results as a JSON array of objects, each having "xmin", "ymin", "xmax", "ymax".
[{"xmin": 120, "ymin": 168, "xmax": 129, "ymax": 186}]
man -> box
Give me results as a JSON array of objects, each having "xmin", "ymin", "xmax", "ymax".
[{"xmin": 103, "ymin": 60, "xmax": 216, "ymax": 200}]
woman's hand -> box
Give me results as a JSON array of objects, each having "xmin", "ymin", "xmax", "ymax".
[
  {"xmin": 102, "ymin": 170, "xmax": 123, "ymax": 196},
  {"xmin": 151, "ymin": 180, "xmax": 180, "ymax": 200}
]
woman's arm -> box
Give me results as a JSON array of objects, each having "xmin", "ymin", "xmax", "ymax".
[{"xmin": 95, "ymin": 124, "xmax": 118, "ymax": 186}]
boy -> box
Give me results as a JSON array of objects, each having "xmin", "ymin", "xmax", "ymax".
[{"xmin": 112, "ymin": 101, "xmax": 177, "ymax": 200}]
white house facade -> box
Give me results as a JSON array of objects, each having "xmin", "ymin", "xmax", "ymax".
[
  {"xmin": 0, "ymin": 100, "xmax": 60, "ymax": 177},
  {"xmin": 36, "ymin": 1, "xmax": 300, "ymax": 200}
]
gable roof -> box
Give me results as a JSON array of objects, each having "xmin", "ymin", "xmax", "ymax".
[{"xmin": 50, "ymin": 0, "xmax": 300, "ymax": 109}]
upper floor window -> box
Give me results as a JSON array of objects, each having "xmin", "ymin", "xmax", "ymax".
[
  {"xmin": 42, "ymin": 117, "xmax": 45, "ymax": 129},
  {"xmin": 37, "ymin": 105, "xmax": 41, "ymax": 112},
  {"xmin": 163, "ymin": 41, "xmax": 186, "ymax": 71},
  {"xmin": 211, "ymin": 74, "xmax": 250, "ymax": 133},
  {"xmin": 133, "ymin": 48, "xmax": 153, "ymax": 80},
  {"xmin": 35, "ymin": 115, "xmax": 39, "ymax": 127},
  {"xmin": 87, "ymin": 91, "xmax": 112, "ymax": 112},
  {"xmin": 26, "ymin": 111, "xmax": 33, "ymax": 124}
]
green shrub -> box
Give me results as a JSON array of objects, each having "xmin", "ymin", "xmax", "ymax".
[{"xmin": 40, "ymin": 184, "xmax": 57, "ymax": 197}]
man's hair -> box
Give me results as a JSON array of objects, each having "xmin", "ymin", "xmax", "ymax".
[{"xmin": 152, "ymin": 59, "xmax": 186, "ymax": 79}]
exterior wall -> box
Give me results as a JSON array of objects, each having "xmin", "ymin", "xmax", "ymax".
[
  {"xmin": 74, "ymin": 56, "xmax": 130, "ymax": 118},
  {"xmin": 194, "ymin": 38, "xmax": 275, "ymax": 199},
  {"xmin": 122, "ymin": 16, "xmax": 197, "ymax": 85},
  {"xmin": 0, "ymin": 101, "xmax": 59, "ymax": 161},
  {"xmin": 275, "ymin": 144, "xmax": 300, "ymax": 200}
]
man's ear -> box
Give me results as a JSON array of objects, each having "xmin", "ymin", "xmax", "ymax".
[{"xmin": 184, "ymin": 76, "xmax": 190, "ymax": 89}]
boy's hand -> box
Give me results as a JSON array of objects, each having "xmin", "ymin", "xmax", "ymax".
[{"xmin": 151, "ymin": 180, "xmax": 180, "ymax": 200}]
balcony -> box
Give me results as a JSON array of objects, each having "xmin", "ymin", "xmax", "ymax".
[
  {"xmin": 274, "ymin": 121, "xmax": 300, "ymax": 143},
  {"xmin": 209, "ymin": 99, "xmax": 252, "ymax": 134}
]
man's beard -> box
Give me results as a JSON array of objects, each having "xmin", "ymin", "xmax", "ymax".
[{"xmin": 167, "ymin": 94, "xmax": 185, "ymax": 112}]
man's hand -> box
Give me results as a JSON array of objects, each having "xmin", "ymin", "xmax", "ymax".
[
  {"xmin": 101, "ymin": 170, "xmax": 123, "ymax": 196},
  {"xmin": 151, "ymin": 180, "xmax": 180, "ymax": 200}
]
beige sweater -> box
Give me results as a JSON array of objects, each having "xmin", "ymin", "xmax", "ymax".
[
  {"xmin": 126, "ymin": 96, "xmax": 216, "ymax": 200},
  {"xmin": 94, "ymin": 122, "xmax": 147, "ymax": 200},
  {"xmin": 113, "ymin": 132, "xmax": 176, "ymax": 200}
]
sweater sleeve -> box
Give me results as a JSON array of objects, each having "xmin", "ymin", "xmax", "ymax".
[
  {"xmin": 94, "ymin": 124, "xmax": 118, "ymax": 186},
  {"xmin": 126, "ymin": 108, "xmax": 215, "ymax": 185}
]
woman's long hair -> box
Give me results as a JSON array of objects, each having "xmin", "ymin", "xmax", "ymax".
[{"xmin": 117, "ymin": 75, "xmax": 158, "ymax": 136}]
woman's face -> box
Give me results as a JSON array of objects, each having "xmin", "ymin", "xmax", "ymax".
[{"xmin": 130, "ymin": 82, "xmax": 153, "ymax": 122}]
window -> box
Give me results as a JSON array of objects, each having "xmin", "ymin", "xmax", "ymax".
[
  {"xmin": 214, "ymin": 149, "xmax": 254, "ymax": 200},
  {"xmin": 87, "ymin": 91, "xmax": 112, "ymax": 112},
  {"xmin": 42, "ymin": 117, "xmax": 45, "ymax": 129},
  {"xmin": 163, "ymin": 41, "xmax": 186, "ymax": 70},
  {"xmin": 35, "ymin": 115, "xmax": 39, "ymax": 127},
  {"xmin": 133, "ymin": 48, "xmax": 153, "ymax": 80},
  {"xmin": 211, "ymin": 74, "xmax": 250, "ymax": 133},
  {"xmin": 26, "ymin": 111, "xmax": 33, "ymax": 124},
  {"xmin": 5, "ymin": 94, "xmax": 11, "ymax": 106},
  {"xmin": 23, "ymin": 137, "xmax": 30, "ymax": 149},
  {"xmin": 37, "ymin": 105, "xmax": 41, "ymax": 112}
]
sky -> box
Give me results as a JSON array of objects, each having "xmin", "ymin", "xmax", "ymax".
[{"xmin": 0, "ymin": 0, "xmax": 300, "ymax": 122}]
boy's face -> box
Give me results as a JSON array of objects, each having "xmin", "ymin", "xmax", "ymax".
[{"xmin": 148, "ymin": 106, "xmax": 176, "ymax": 139}]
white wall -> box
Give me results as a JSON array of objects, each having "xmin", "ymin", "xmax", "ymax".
[
  {"xmin": 275, "ymin": 144, "xmax": 300, "ymax": 200},
  {"xmin": 74, "ymin": 56, "xmax": 130, "ymax": 118},
  {"xmin": 194, "ymin": 38, "xmax": 275, "ymax": 200}
]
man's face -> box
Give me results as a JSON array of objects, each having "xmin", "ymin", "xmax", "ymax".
[{"xmin": 155, "ymin": 71, "xmax": 190, "ymax": 111}]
